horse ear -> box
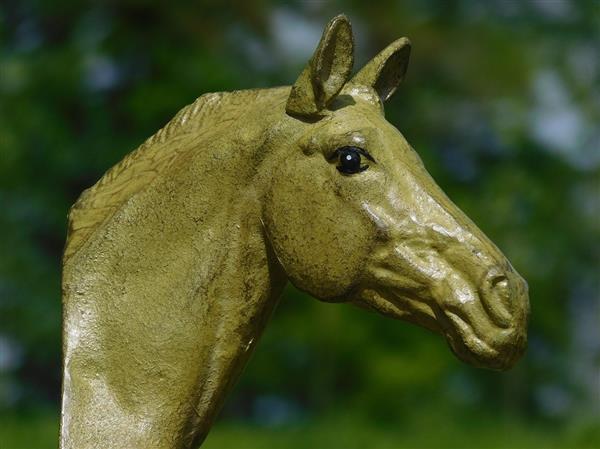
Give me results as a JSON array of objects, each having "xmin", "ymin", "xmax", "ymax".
[
  {"xmin": 350, "ymin": 37, "xmax": 411, "ymax": 102},
  {"xmin": 285, "ymin": 15, "xmax": 354, "ymax": 117}
]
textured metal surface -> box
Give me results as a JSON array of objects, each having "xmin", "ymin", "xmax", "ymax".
[{"xmin": 60, "ymin": 15, "xmax": 529, "ymax": 449}]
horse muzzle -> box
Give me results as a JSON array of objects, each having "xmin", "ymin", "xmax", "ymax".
[{"xmin": 441, "ymin": 266, "xmax": 530, "ymax": 371}]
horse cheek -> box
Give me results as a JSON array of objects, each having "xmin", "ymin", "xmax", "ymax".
[{"xmin": 264, "ymin": 169, "xmax": 371, "ymax": 301}]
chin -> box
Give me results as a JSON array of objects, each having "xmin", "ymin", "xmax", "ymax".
[{"xmin": 446, "ymin": 328, "xmax": 528, "ymax": 371}]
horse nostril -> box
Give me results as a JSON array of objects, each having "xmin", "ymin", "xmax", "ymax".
[
  {"xmin": 484, "ymin": 268, "xmax": 513, "ymax": 318},
  {"xmin": 490, "ymin": 274, "xmax": 509, "ymax": 290},
  {"xmin": 485, "ymin": 266, "xmax": 510, "ymax": 291}
]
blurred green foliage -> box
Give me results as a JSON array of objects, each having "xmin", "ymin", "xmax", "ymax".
[{"xmin": 0, "ymin": 0, "xmax": 599, "ymax": 448}]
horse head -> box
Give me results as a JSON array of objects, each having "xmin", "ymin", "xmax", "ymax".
[{"xmin": 263, "ymin": 15, "xmax": 529, "ymax": 370}]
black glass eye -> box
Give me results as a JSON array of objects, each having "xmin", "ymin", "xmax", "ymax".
[{"xmin": 332, "ymin": 146, "xmax": 374, "ymax": 175}]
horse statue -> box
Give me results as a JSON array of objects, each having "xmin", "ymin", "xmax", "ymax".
[{"xmin": 60, "ymin": 15, "xmax": 529, "ymax": 449}]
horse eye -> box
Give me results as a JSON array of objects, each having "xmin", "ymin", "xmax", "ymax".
[{"xmin": 335, "ymin": 146, "xmax": 372, "ymax": 175}]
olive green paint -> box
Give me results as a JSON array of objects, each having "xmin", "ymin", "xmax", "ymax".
[{"xmin": 60, "ymin": 15, "xmax": 529, "ymax": 449}]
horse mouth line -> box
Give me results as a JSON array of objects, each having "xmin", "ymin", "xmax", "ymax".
[
  {"xmin": 360, "ymin": 287, "xmax": 442, "ymax": 334},
  {"xmin": 442, "ymin": 310, "xmax": 500, "ymax": 365},
  {"xmin": 360, "ymin": 282, "xmax": 524, "ymax": 369}
]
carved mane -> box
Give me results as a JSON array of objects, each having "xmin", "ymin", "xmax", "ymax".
[{"xmin": 64, "ymin": 89, "xmax": 272, "ymax": 262}]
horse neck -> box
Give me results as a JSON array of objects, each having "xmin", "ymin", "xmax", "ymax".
[
  {"xmin": 60, "ymin": 90, "xmax": 289, "ymax": 448},
  {"xmin": 180, "ymin": 189, "xmax": 287, "ymax": 446}
]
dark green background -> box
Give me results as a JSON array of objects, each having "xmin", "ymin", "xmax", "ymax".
[{"xmin": 1, "ymin": 1, "xmax": 599, "ymax": 448}]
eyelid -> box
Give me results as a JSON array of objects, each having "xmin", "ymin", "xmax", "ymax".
[{"xmin": 327, "ymin": 146, "xmax": 376, "ymax": 163}]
